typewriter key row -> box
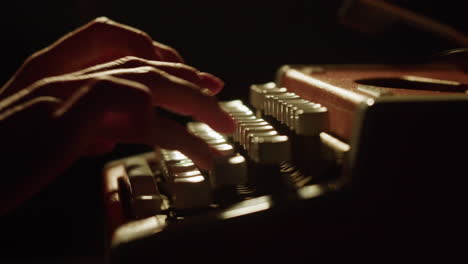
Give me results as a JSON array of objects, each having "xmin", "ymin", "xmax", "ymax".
[
  {"xmin": 156, "ymin": 149, "xmax": 213, "ymax": 210},
  {"xmin": 249, "ymin": 83, "xmax": 338, "ymax": 183},
  {"xmin": 250, "ymin": 82, "xmax": 329, "ymax": 136},
  {"xmin": 186, "ymin": 121, "xmax": 248, "ymax": 186},
  {"xmin": 219, "ymin": 100, "xmax": 291, "ymax": 165}
]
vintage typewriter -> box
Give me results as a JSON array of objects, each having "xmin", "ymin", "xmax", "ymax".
[{"xmin": 103, "ymin": 63, "xmax": 468, "ymax": 263}]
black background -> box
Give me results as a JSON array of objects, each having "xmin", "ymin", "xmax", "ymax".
[{"xmin": 0, "ymin": 0, "xmax": 466, "ymax": 262}]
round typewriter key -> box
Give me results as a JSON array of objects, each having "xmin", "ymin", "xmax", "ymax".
[
  {"xmin": 193, "ymin": 130, "xmax": 224, "ymax": 140},
  {"xmin": 162, "ymin": 150, "xmax": 190, "ymax": 164},
  {"xmin": 205, "ymin": 137, "xmax": 227, "ymax": 145},
  {"xmin": 224, "ymin": 103, "xmax": 252, "ymax": 112},
  {"xmin": 212, "ymin": 143, "xmax": 235, "ymax": 156},
  {"xmin": 224, "ymin": 105, "xmax": 252, "ymax": 114},
  {"xmin": 229, "ymin": 111, "xmax": 255, "ymax": 119},
  {"xmin": 234, "ymin": 115, "xmax": 257, "ymax": 121},
  {"xmin": 187, "ymin": 122, "xmax": 213, "ymax": 134},
  {"xmin": 167, "ymin": 160, "xmax": 197, "ymax": 174},
  {"xmin": 173, "ymin": 169, "xmax": 203, "ymax": 178},
  {"xmin": 219, "ymin": 100, "xmax": 244, "ymax": 110}
]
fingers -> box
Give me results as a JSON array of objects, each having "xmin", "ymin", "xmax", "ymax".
[
  {"xmin": 0, "ymin": 96, "xmax": 62, "ymax": 130},
  {"xmin": 73, "ymin": 56, "xmax": 224, "ymax": 94},
  {"xmin": 15, "ymin": 66, "xmax": 232, "ymax": 135},
  {"xmin": 38, "ymin": 17, "xmax": 184, "ymax": 69},
  {"xmin": 96, "ymin": 67, "xmax": 234, "ymax": 133},
  {"xmin": 25, "ymin": 67, "xmax": 234, "ymax": 133},
  {"xmin": 53, "ymin": 76, "xmax": 218, "ymax": 169},
  {"xmin": 153, "ymin": 41, "xmax": 185, "ymax": 63},
  {"xmin": 150, "ymin": 115, "xmax": 218, "ymax": 170},
  {"xmin": 53, "ymin": 76, "xmax": 156, "ymax": 145},
  {"xmin": 5, "ymin": 68, "xmax": 234, "ymax": 167},
  {"xmin": 2, "ymin": 17, "xmax": 184, "ymax": 97}
]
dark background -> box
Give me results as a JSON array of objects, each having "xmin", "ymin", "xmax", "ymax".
[{"xmin": 0, "ymin": 0, "xmax": 466, "ymax": 262}]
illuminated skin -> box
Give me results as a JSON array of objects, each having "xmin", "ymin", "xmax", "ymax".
[{"xmin": 0, "ymin": 17, "xmax": 235, "ymax": 215}]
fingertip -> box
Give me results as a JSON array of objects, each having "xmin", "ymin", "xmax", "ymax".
[
  {"xmin": 223, "ymin": 113, "xmax": 237, "ymax": 134},
  {"xmin": 199, "ymin": 72, "xmax": 224, "ymax": 94},
  {"xmin": 210, "ymin": 110, "xmax": 236, "ymax": 135}
]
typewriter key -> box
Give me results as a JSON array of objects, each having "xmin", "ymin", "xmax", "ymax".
[
  {"xmin": 250, "ymin": 86, "xmax": 287, "ymax": 114},
  {"xmin": 294, "ymin": 106, "xmax": 329, "ymax": 136},
  {"xmin": 187, "ymin": 122, "xmax": 213, "ymax": 133},
  {"xmin": 246, "ymin": 131, "xmax": 279, "ymax": 153},
  {"xmin": 285, "ymin": 99, "xmax": 310, "ymax": 127},
  {"xmin": 249, "ymin": 135, "xmax": 290, "ymax": 164},
  {"xmin": 235, "ymin": 121, "xmax": 268, "ymax": 142},
  {"xmin": 132, "ymin": 195, "xmax": 163, "ymax": 219},
  {"xmin": 289, "ymin": 103, "xmax": 322, "ymax": 131},
  {"xmin": 211, "ymin": 154, "xmax": 247, "ymax": 186},
  {"xmin": 272, "ymin": 93, "xmax": 299, "ymax": 119},
  {"xmin": 126, "ymin": 161, "xmax": 160, "ymax": 198},
  {"xmin": 170, "ymin": 173, "xmax": 212, "ymax": 210},
  {"xmin": 241, "ymin": 125, "xmax": 275, "ymax": 147}
]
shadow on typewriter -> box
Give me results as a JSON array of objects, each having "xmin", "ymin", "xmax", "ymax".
[{"xmin": 103, "ymin": 64, "xmax": 468, "ymax": 263}]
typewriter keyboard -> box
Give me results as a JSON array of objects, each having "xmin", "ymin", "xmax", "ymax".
[{"xmin": 109, "ymin": 82, "xmax": 349, "ymax": 221}]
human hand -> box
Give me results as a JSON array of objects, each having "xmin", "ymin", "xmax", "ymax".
[{"xmin": 0, "ymin": 17, "xmax": 235, "ymax": 214}]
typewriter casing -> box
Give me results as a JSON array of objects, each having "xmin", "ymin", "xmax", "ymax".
[{"xmin": 103, "ymin": 64, "xmax": 468, "ymax": 263}]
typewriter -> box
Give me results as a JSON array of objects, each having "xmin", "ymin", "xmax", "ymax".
[{"xmin": 103, "ymin": 63, "xmax": 468, "ymax": 263}]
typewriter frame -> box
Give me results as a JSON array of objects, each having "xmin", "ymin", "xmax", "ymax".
[{"xmin": 103, "ymin": 64, "xmax": 468, "ymax": 263}]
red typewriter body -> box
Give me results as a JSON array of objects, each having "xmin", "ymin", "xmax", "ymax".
[{"xmin": 103, "ymin": 64, "xmax": 468, "ymax": 263}]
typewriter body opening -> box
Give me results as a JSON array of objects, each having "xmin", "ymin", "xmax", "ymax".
[{"xmin": 103, "ymin": 64, "xmax": 468, "ymax": 263}]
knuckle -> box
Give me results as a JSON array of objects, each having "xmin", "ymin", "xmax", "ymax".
[
  {"xmin": 118, "ymin": 56, "xmax": 146, "ymax": 67},
  {"xmin": 136, "ymin": 30, "xmax": 152, "ymax": 41},
  {"xmin": 136, "ymin": 66, "xmax": 164, "ymax": 75},
  {"xmin": 120, "ymin": 55, "xmax": 142, "ymax": 62},
  {"xmin": 89, "ymin": 16, "xmax": 117, "ymax": 29},
  {"xmin": 88, "ymin": 17, "xmax": 114, "ymax": 32},
  {"xmin": 93, "ymin": 16, "xmax": 112, "ymax": 24},
  {"xmin": 32, "ymin": 76, "xmax": 65, "ymax": 94}
]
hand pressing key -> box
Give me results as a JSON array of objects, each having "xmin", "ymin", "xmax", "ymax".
[{"xmin": 0, "ymin": 17, "xmax": 235, "ymax": 215}]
